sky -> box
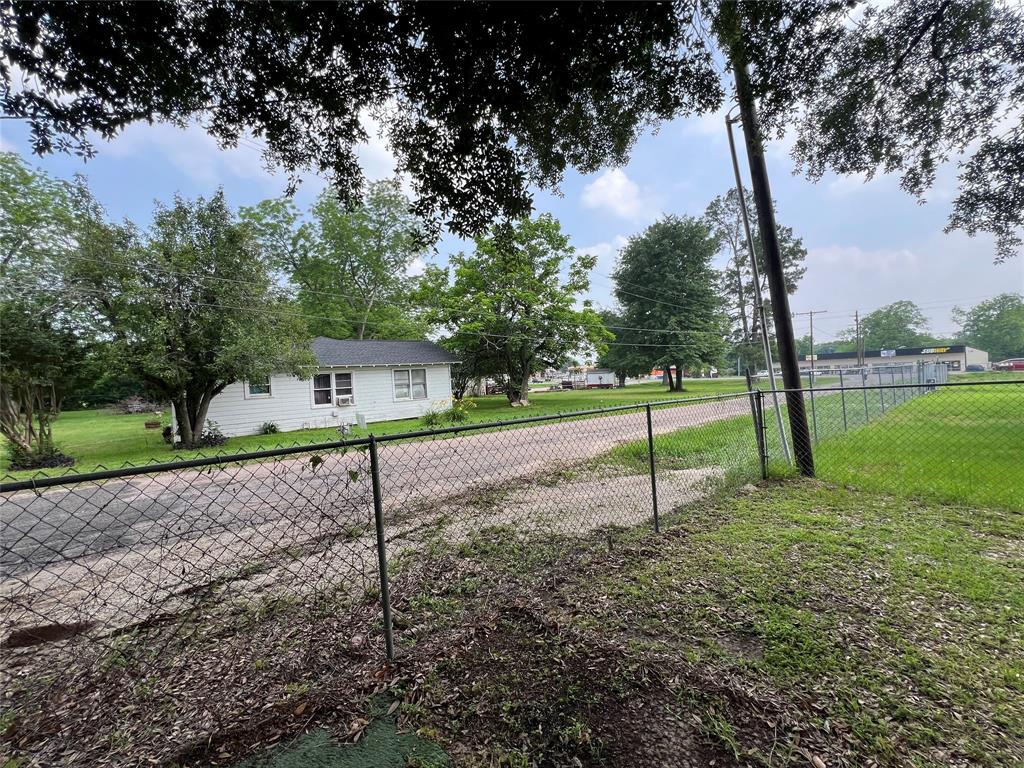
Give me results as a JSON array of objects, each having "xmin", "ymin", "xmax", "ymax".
[{"xmin": 2, "ymin": 109, "xmax": 1022, "ymax": 346}]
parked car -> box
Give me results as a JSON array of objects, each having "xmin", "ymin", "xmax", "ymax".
[
  {"xmin": 993, "ymin": 358, "xmax": 1024, "ymax": 371},
  {"xmin": 965, "ymin": 364, "xmax": 986, "ymax": 372}
]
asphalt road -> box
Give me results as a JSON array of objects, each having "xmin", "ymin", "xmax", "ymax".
[{"xmin": 1, "ymin": 395, "xmax": 754, "ymax": 578}]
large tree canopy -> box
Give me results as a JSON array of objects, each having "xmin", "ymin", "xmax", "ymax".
[
  {"xmin": 243, "ymin": 180, "xmax": 433, "ymax": 341},
  {"xmin": 0, "ymin": 152, "xmax": 89, "ymax": 466},
  {"xmin": 70, "ymin": 191, "xmax": 316, "ymax": 447},
  {"xmin": 4, "ymin": 1, "xmax": 1021, "ymax": 255},
  {"xmin": 420, "ymin": 215, "xmax": 609, "ymax": 406},
  {"xmin": 1, "ymin": 2, "xmax": 718, "ymax": 236},
  {"xmin": 841, "ymin": 300, "xmax": 932, "ymax": 351},
  {"xmin": 613, "ymin": 215, "xmax": 728, "ymax": 391},
  {"xmin": 953, "ymin": 293, "xmax": 1024, "ymax": 361}
]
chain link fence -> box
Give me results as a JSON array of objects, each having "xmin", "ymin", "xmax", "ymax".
[
  {"xmin": 2, "ymin": 380, "xmax": 1021, "ymax": 765},
  {"xmin": 1, "ymin": 392, "xmax": 760, "ymax": 766}
]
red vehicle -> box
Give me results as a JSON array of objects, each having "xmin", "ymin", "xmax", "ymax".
[{"xmin": 994, "ymin": 358, "xmax": 1024, "ymax": 371}]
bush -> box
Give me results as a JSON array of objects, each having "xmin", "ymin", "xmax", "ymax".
[
  {"xmin": 198, "ymin": 421, "xmax": 227, "ymax": 448},
  {"xmin": 420, "ymin": 409, "xmax": 444, "ymax": 428},
  {"xmin": 6, "ymin": 439, "xmax": 74, "ymax": 471},
  {"xmin": 161, "ymin": 425, "xmax": 174, "ymax": 444},
  {"xmin": 444, "ymin": 398, "xmax": 476, "ymax": 423},
  {"xmin": 260, "ymin": 421, "xmax": 280, "ymax": 435},
  {"xmin": 420, "ymin": 398, "xmax": 477, "ymax": 428}
]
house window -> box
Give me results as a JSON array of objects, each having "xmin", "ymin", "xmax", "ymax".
[
  {"xmin": 335, "ymin": 372, "xmax": 353, "ymax": 398},
  {"xmin": 246, "ymin": 377, "xmax": 272, "ymax": 398},
  {"xmin": 394, "ymin": 369, "xmax": 427, "ymax": 400},
  {"xmin": 313, "ymin": 372, "xmax": 355, "ymax": 406},
  {"xmin": 313, "ymin": 373, "xmax": 333, "ymax": 405}
]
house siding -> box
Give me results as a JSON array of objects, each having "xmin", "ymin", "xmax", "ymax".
[{"xmin": 201, "ymin": 364, "xmax": 453, "ymax": 437}]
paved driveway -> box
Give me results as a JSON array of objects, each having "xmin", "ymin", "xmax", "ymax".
[{"xmin": 1, "ymin": 396, "xmax": 754, "ymax": 578}]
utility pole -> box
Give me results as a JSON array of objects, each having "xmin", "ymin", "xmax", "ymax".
[
  {"xmin": 793, "ymin": 309, "xmax": 828, "ymax": 385},
  {"xmin": 725, "ymin": 112, "xmax": 791, "ymax": 466},
  {"xmin": 727, "ymin": 7, "xmax": 815, "ymax": 476},
  {"xmin": 855, "ymin": 310, "xmax": 865, "ymax": 366}
]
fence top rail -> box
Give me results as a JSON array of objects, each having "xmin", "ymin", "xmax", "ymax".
[
  {"xmin": 0, "ymin": 390, "xmax": 753, "ymax": 493},
  {"xmin": 788, "ymin": 378, "xmax": 1024, "ymax": 394}
]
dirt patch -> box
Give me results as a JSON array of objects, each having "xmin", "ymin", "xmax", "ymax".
[{"xmin": 3, "ymin": 620, "xmax": 95, "ymax": 648}]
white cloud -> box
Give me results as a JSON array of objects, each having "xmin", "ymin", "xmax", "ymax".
[
  {"xmin": 577, "ymin": 235, "xmax": 629, "ymax": 309},
  {"xmin": 581, "ymin": 169, "xmax": 658, "ymax": 222},
  {"xmin": 790, "ymin": 233, "xmax": 1022, "ymax": 341},
  {"xmin": 91, "ymin": 110, "xmax": 407, "ymax": 195},
  {"xmin": 406, "ymin": 255, "xmax": 427, "ymax": 277},
  {"xmin": 100, "ymin": 121, "xmax": 277, "ymax": 189},
  {"xmin": 680, "ymin": 109, "xmax": 730, "ymax": 142}
]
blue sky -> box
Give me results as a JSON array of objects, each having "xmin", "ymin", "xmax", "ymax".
[{"xmin": 2, "ymin": 110, "xmax": 1021, "ymax": 346}]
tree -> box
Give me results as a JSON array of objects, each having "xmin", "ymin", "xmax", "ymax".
[
  {"xmin": 6, "ymin": 2, "xmax": 1020, "ymax": 255},
  {"xmin": 595, "ymin": 311, "xmax": 650, "ymax": 388},
  {"xmin": 842, "ymin": 301, "xmax": 931, "ymax": 351},
  {"xmin": 2, "ymin": 3, "xmax": 719, "ymax": 237},
  {"xmin": 70, "ymin": 191, "xmax": 316, "ymax": 447},
  {"xmin": 0, "ymin": 300, "xmax": 84, "ymax": 467},
  {"xmin": 953, "ymin": 293, "xmax": 1024, "ymax": 361},
  {"xmin": 704, "ymin": 187, "xmax": 807, "ymax": 372},
  {"xmin": 0, "ymin": 152, "xmax": 90, "ymax": 466},
  {"xmin": 245, "ymin": 180, "xmax": 433, "ymax": 341},
  {"xmin": 421, "ymin": 215, "xmax": 609, "ymax": 406},
  {"xmin": 613, "ymin": 216, "xmax": 727, "ymax": 392}
]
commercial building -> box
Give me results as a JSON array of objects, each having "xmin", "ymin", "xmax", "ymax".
[{"xmin": 799, "ymin": 344, "xmax": 989, "ymax": 372}]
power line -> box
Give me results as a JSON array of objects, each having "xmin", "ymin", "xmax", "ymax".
[
  {"xmin": 17, "ymin": 283, "xmax": 729, "ymax": 350},
  {"xmin": 54, "ymin": 253, "xmax": 727, "ymax": 339}
]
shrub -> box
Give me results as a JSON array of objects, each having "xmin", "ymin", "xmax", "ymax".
[
  {"xmin": 260, "ymin": 421, "xmax": 280, "ymax": 435},
  {"xmin": 443, "ymin": 398, "xmax": 476, "ymax": 423},
  {"xmin": 421, "ymin": 398, "xmax": 477, "ymax": 428},
  {"xmin": 197, "ymin": 421, "xmax": 227, "ymax": 448},
  {"xmin": 6, "ymin": 438, "xmax": 74, "ymax": 471},
  {"xmin": 161, "ymin": 425, "xmax": 174, "ymax": 444},
  {"xmin": 420, "ymin": 409, "xmax": 444, "ymax": 428}
]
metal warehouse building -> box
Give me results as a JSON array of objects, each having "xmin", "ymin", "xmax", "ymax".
[{"xmin": 799, "ymin": 344, "xmax": 989, "ymax": 372}]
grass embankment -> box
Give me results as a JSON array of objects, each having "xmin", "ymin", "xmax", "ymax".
[
  {"xmin": 608, "ymin": 381, "xmax": 1022, "ymax": 511},
  {"xmin": 812, "ymin": 382, "xmax": 1023, "ymax": 510},
  {"xmin": 384, "ymin": 480, "xmax": 1024, "ymax": 766},
  {"xmin": 1, "ymin": 379, "xmax": 747, "ymax": 478}
]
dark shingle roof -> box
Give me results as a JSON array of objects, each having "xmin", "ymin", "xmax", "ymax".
[{"xmin": 311, "ymin": 337, "xmax": 459, "ymax": 367}]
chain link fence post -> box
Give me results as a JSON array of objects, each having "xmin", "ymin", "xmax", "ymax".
[
  {"xmin": 839, "ymin": 369, "xmax": 848, "ymax": 432},
  {"xmin": 750, "ymin": 390, "xmax": 768, "ymax": 480},
  {"xmin": 368, "ymin": 434, "xmax": 395, "ymax": 662},
  {"xmin": 645, "ymin": 403, "xmax": 659, "ymax": 533},
  {"xmin": 809, "ymin": 370, "xmax": 818, "ymax": 444}
]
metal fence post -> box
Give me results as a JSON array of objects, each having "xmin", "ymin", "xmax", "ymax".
[
  {"xmin": 839, "ymin": 369, "xmax": 848, "ymax": 432},
  {"xmin": 879, "ymin": 373, "xmax": 887, "ymax": 415},
  {"xmin": 645, "ymin": 404, "xmax": 659, "ymax": 533},
  {"xmin": 863, "ymin": 371, "xmax": 870, "ymax": 424},
  {"xmin": 368, "ymin": 435, "xmax": 395, "ymax": 662},
  {"xmin": 809, "ymin": 371, "xmax": 818, "ymax": 444},
  {"xmin": 750, "ymin": 391, "xmax": 768, "ymax": 480}
]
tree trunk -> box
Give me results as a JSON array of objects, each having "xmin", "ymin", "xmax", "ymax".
[
  {"xmin": 616, "ymin": 372, "xmax": 626, "ymax": 388},
  {"xmin": 174, "ymin": 396, "xmax": 193, "ymax": 447}
]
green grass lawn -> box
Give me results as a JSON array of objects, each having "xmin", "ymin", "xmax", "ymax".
[
  {"xmin": 810, "ymin": 382, "xmax": 1023, "ymax": 510},
  {"xmin": 393, "ymin": 480, "xmax": 1024, "ymax": 766},
  {"xmin": 599, "ymin": 380, "xmax": 1023, "ymax": 511},
  {"xmin": 1, "ymin": 379, "xmax": 747, "ymax": 477}
]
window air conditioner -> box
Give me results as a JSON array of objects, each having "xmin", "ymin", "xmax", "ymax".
[{"xmin": 335, "ymin": 395, "xmax": 354, "ymax": 406}]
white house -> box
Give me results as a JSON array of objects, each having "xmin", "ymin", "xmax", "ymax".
[{"xmin": 198, "ymin": 337, "xmax": 459, "ymax": 437}]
